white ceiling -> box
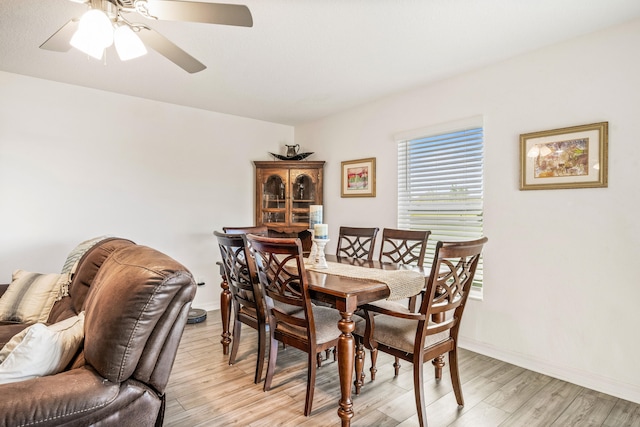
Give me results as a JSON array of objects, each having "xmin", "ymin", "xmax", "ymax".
[{"xmin": 2, "ymin": 0, "xmax": 640, "ymax": 125}]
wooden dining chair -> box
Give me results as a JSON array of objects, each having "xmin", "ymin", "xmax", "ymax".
[
  {"xmin": 354, "ymin": 237, "xmax": 488, "ymax": 427},
  {"xmin": 336, "ymin": 226, "xmax": 379, "ymax": 260},
  {"xmin": 378, "ymin": 228, "xmax": 431, "ymax": 310},
  {"xmin": 214, "ymin": 231, "xmax": 268, "ymax": 384},
  {"xmin": 376, "ymin": 228, "xmax": 431, "ymax": 371},
  {"xmin": 216, "ymin": 226, "xmax": 269, "ymax": 355},
  {"xmin": 244, "ymin": 234, "xmax": 347, "ymax": 416}
]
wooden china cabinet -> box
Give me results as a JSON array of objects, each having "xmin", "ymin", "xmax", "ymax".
[{"xmin": 254, "ymin": 160, "xmax": 324, "ymax": 251}]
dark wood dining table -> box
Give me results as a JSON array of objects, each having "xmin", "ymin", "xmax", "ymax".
[{"xmin": 218, "ymin": 254, "xmax": 426, "ymax": 426}]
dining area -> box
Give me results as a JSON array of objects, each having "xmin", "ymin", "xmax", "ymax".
[{"xmin": 214, "ymin": 225, "xmax": 487, "ymax": 427}]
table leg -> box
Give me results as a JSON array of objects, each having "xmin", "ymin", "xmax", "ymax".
[
  {"xmin": 219, "ymin": 274, "xmax": 231, "ymax": 355},
  {"xmin": 337, "ymin": 311, "xmax": 355, "ymax": 427}
]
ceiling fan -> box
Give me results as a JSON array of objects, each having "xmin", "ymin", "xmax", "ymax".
[{"xmin": 40, "ymin": 0, "xmax": 253, "ymax": 73}]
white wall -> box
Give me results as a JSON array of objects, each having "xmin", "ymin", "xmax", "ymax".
[
  {"xmin": 0, "ymin": 72, "xmax": 293, "ymax": 311},
  {"xmin": 296, "ymin": 19, "xmax": 640, "ymax": 403},
  {"xmin": 2, "ymin": 17, "xmax": 639, "ymax": 405}
]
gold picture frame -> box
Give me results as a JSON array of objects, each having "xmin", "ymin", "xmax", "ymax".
[
  {"xmin": 341, "ymin": 157, "xmax": 376, "ymax": 197},
  {"xmin": 520, "ymin": 122, "xmax": 608, "ymax": 190}
]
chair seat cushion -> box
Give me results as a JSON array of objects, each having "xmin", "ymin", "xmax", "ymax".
[
  {"xmin": 365, "ymin": 299, "xmax": 412, "ymax": 314},
  {"xmin": 274, "ymin": 300, "xmax": 304, "ymax": 316},
  {"xmin": 277, "ymin": 306, "xmax": 362, "ymax": 345},
  {"xmin": 355, "ymin": 312, "xmax": 448, "ymax": 354}
]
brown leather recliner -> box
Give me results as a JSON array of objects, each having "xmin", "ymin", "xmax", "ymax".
[{"xmin": 0, "ymin": 239, "xmax": 196, "ymax": 426}]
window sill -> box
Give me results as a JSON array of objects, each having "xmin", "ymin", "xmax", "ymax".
[{"xmin": 469, "ymin": 287, "xmax": 483, "ymax": 301}]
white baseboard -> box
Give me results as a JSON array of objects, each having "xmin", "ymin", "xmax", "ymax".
[{"xmin": 459, "ymin": 336, "xmax": 640, "ymax": 404}]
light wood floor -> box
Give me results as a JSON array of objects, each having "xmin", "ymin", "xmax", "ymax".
[{"xmin": 164, "ymin": 310, "xmax": 640, "ymax": 426}]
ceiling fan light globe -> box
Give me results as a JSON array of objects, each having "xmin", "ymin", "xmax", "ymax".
[
  {"xmin": 114, "ymin": 25, "xmax": 147, "ymax": 61},
  {"xmin": 71, "ymin": 9, "xmax": 113, "ymax": 54},
  {"xmin": 70, "ymin": 29, "xmax": 106, "ymax": 59}
]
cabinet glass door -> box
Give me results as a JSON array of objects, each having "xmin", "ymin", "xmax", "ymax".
[
  {"xmin": 291, "ymin": 173, "xmax": 315, "ymax": 225},
  {"xmin": 262, "ymin": 175, "xmax": 286, "ymax": 224}
]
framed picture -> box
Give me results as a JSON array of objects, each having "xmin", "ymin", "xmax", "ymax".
[
  {"xmin": 341, "ymin": 157, "xmax": 376, "ymax": 197},
  {"xmin": 520, "ymin": 122, "xmax": 608, "ymax": 190}
]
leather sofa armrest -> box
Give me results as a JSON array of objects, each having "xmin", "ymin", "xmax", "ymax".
[
  {"xmin": 0, "ymin": 284, "xmax": 8, "ymax": 297},
  {"xmin": 0, "ymin": 366, "xmax": 120, "ymax": 426}
]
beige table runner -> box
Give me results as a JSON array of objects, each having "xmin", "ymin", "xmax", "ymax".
[{"xmin": 307, "ymin": 261, "xmax": 425, "ymax": 301}]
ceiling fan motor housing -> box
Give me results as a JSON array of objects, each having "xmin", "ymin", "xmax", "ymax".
[{"xmin": 90, "ymin": 0, "xmax": 119, "ymax": 20}]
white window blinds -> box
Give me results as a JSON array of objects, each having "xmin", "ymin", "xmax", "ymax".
[{"xmin": 397, "ymin": 126, "xmax": 484, "ymax": 288}]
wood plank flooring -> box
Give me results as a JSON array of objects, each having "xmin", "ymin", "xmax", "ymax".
[{"xmin": 164, "ymin": 310, "xmax": 640, "ymax": 426}]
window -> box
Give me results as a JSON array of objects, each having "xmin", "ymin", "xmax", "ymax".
[{"xmin": 397, "ymin": 120, "xmax": 484, "ymax": 292}]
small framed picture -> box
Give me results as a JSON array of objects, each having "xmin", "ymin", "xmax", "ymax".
[
  {"xmin": 341, "ymin": 157, "xmax": 376, "ymax": 197},
  {"xmin": 520, "ymin": 122, "xmax": 608, "ymax": 190}
]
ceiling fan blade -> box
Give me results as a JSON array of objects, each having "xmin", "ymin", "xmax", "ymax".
[
  {"xmin": 143, "ymin": 1, "xmax": 253, "ymax": 27},
  {"xmin": 137, "ymin": 27, "xmax": 207, "ymax": 73},
  {"xmin": 40, "ymin": 19, "xmax": 79, "ymax": 52}
]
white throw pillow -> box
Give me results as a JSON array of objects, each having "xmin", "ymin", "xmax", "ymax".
[
  {"xmin": 0, "ymin": 270, "xmax": 69, "ymax": 323},
  {"xmin": 0, "ymin": 312, "xmax": 85, "ymax": 384}
]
